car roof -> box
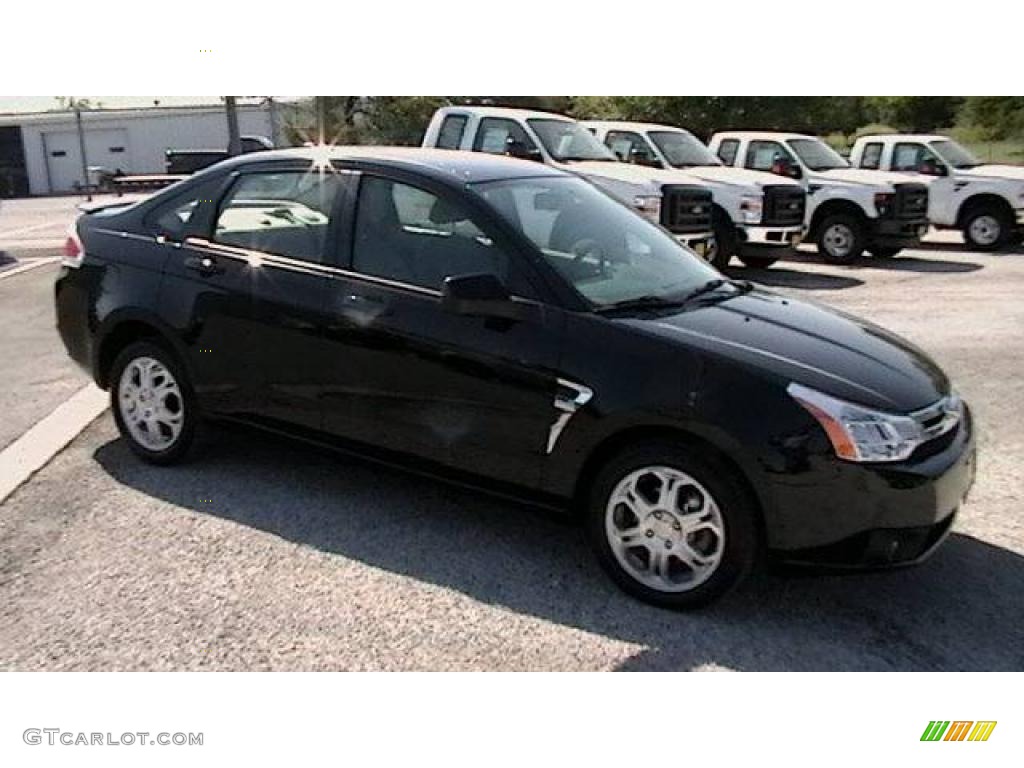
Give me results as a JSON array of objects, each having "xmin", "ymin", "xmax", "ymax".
[
  {"xmin": 855, "ymin": 134, "xmax": 948, "ymax": 143},
  {"xmin": 433, "ymin": 105, "xmax": 575, "ymax": 123},
  {"xmin": 582, "ymin": 120, "xmax": 693, "ymax": 135},
  {"xmin": 711, "ymin": 131, "xmax": 812, "ymax": 142},
  {"xmin": 212, "ymin": 145, "xmax": 567, "ymax": 184}
]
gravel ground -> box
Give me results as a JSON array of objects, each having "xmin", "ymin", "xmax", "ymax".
[{"xmin": 1, "ymin": 236, "xmax": 1022, "ymax": 671}]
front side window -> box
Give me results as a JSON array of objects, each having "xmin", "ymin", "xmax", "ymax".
[
  {"xmin": 473, "ymin": 176, "xmax": 717, "ymax": 308},
  {"xmin": 213, "ymin": 170, "xmax": 344, "ymax": 263},
  {"xmin": 605, "ymin": 130, "xmax": 660, "ymax": 166},
  {"xmin": 892, "ymin": 142, "xmax": 941, "ymax": 172},
  {"xmin": 786, "ymin": 138, "xmax": 848, "ymax": 171},
  {"xmin": 648, "ymin": 130, "xmax": 720, "ymax": 168},
  {"xmin": 352, "ymin": 176, "xmax": 509, "ymax": 291},
  {"xmin": 146, "ymin": 177, "xmax": 222, "ymax": 239},
  {"xmin": 473, "ymin": 118, "xmax": 538, "ymax": 156},
  {"xmin": 860, "ymin": 142, "xmax": 883, "ymax": 170},
  {"xmin": 745, "ymin": 140, "xmax": 796, "ymax": 172},
  {"xmin": 716, "ymin": 139, "xmax": 739, "ymax": 166},
  {"xmin": 436, "ymin": 114, "xmax": 468, "ymax": 150},
  {"xmin": 527, "ymin": 119, "xmax": 616, "ymax": 162}
]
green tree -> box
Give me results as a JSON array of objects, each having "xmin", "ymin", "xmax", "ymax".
[
  {"xmin": 864, "ymin": 97, "xmax": 963, "ymax": 131},
  {"xmin": 959, "ymin": 97, "xmax": 1024, "ymax": 140}
]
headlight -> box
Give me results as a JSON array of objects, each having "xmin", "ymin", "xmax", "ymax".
[
  {"xmin": 739, "ymin": 194, "xmax": 762, "ymax": 224},
  {"xmin": 787, "ymin": 382, "xmax": 962, "ymax": 463},
  {"xmin": 632, "ymin": 195, "xmax": 662, "ymax": 222},
  {"xmin": 874, "ymin": 192, "xmax": 895, "ymax": 216}
]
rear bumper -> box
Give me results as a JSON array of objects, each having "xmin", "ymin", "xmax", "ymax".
[
  {"xmin": 54, "ymin": 267, "xmax": 95, "ymax": 377},
  {"xmin": 737, "ymin": 225, "xmax": 803, "ymax": 257},
  {"xmin": 769, "ymin": 405, "xmax": 977, "ymax": 566},
  {"xmin": 869, "ymin": 217, "xmax": 929, "ymax": 248}
]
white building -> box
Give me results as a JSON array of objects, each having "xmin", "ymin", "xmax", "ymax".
[{"xmin": 0, "ymin": 102, "xmax": 279, "ymax": 196}]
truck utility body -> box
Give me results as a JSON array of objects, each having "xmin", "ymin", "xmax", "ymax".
[
  {"xmin": 709, "ymin": 131, "xmax": 929, "ymax": 264},
  {"xmin": 584, "ymin": 121, "xmax": 806, "ymax": 268},
  {"xmin": 849, "ymin": 134, "xmax": 1024, "ymax": 250},
  {"xmin": 423, "ymin": 107, "xmax": 715, "ymax": 258}
]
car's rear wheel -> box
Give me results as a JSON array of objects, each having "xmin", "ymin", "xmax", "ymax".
[
  {"xmin": 816, "ymin": 214, "xmax": 865, "ymax": 264},
  {"xmin": 111, "ymin": 340, "xmax": 198, "ymax": 464},
  {"xmin": 585, "ymin": 440, "xmax": 760, "ymax": 609}
]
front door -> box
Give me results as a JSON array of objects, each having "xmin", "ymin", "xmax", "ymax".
[{"xmin": 320, "ymin": 172, "xmax": 561, "ymax": 488}]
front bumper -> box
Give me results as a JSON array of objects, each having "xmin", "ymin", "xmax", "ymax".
[
  {"xmin": 737, "ymin": 225, "xmax": 804, "ymax": 257},
  {"xmin": 674, "ymin": 231, "xmax": 714, "ymax": 259},
  {"xmin": 1015, "ymin": 208, "xmax": 1024, "ymax": 226},
  {"xmin": 769, "ymin": 405, "xmax": 977, "ymax": 567},
  {"xmin": 869, "ymin": 217, "xmax": 929, "ymax": 248}
]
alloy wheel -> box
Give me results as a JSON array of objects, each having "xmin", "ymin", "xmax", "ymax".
[{"xmin": 118, "ymin": 356, "xmax": 185, "ymax": 451}]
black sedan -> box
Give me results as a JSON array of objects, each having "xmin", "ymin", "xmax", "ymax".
[{"xmin": 55, "ymin": 147, "xmax": 976, "ymax": 608}]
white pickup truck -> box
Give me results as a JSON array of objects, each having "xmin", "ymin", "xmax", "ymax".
[
  {"xmin": 422, "ymin": 107, "xmax": 714, "ymax": 259},
  {"xmin": 849, "ymin": 134, "xmax": 1024, "ymax": 250},
  {"xmin": 583, "ymin": 121, "xmax": 806, "ymax": 268},
  {"xmin": 709, "ymin": 131, "xmax": 930, "ymax": 264}
]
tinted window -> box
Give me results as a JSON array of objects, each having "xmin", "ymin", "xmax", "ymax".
[
  {"xmin": 436, "ymin": 115, "xmax": 468, "ymax": 150},
  {"xmin": 716, "ymin": 139, "xmax": 739, "ymax": 165},
  {"xmin": 860, "ymin": 142, "xmax": 883, "ymax": 170},
  {"xmin": 892, "ymin": 142, "xmax": 940, "ymax": 172},
  {"xmin": 605, "ymin": 131, "xmax": 660, "ymax": 166},
  {"xmin": 352, "ymin": 176, "xmax": 509, "ymax": 291},
  {"xmin": 473, "ymin": 118, "xmax": 537, "ymax": 155},
  {"xmin": 147, "ymin": 177, "xmax": 222, "ymax": 239},
  {"xmin": 745, "ymin": 140, "xmax": 795, "ymax": 171}
]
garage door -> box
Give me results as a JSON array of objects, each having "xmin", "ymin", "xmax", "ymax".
[{"xmin": 43, "ymin": 128, "xmax": 129, "ymax": 192}]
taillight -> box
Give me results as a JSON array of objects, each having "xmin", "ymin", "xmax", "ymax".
[{"xmin": 63, "ymin": 229, "xmax": 84, "ymax": 268}]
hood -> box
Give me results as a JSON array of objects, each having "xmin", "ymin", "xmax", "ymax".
[
  {"xmin": 960, "ymin": 164, "xmax": 1024, "ymax": 182},
  {"xmin": 674, "ymin": 165, "xmax": 801, "ymax": 191},
  {"xmin": 563, "ymin": 159, "xmax": 708, "ymax": 193},
  {"xmin": 634, "ymin": 290, "xmax": 948, "ymax": 412},
  {"xmin": 813, "ymin": 167, "xmax": 920, "ymax": 189}
]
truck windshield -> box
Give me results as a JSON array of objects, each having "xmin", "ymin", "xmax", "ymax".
[
  {"xmin": 787, "ymin": 138, "xmax": 849, "ymax": 171},
  {"xmin": 648, "ymin": 131, "xmax": 721, "ymax": 168},
  {"xmin": 527, "ymin": 119, "xmax": 617, "ymax": 162},
  {"xmin": 471, "ymin": 176, "xmax": 717, "ymax": 308},
  {"xmin": 929, "ymin": 140, "xmax": 981, "ymax": 169}
]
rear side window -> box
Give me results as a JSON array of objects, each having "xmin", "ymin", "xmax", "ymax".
[
  {"xmin": 436, "ymin": 114, "xmax": 468, "ymax": 150},
  {"xmin": 860, "ymin": 142, "xmax": 883, "ymax": 169},
  {"xmin": 716, "ymin": 139, "xmax": 739, "ymax": 165},
  {"xmin": 213, "ymin": 171, "xmax": 344, "ymax": 263},
  {"xmin": 352, "ymin": 176, "xmax": 509, "ymax": 291},
  {"xmin": 473, "ymin": 118, "xmax": 538, "ymax": 155},
  {"xmin": 745, "ymin": 140, "xmax": 793, "ymax": 171},
  {"xmin": 146, "ymin": 177, "xmax": 222, "ymax": 240}
]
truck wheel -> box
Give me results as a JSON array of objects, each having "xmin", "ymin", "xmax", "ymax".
[
  {"xmin": 585, "ymin": 440, "xmax": 761, "ymax": 610},
  {"xmin": 737, "ymin": 253, "xmax": 779, "ymax": 269},
  {"xmin": 962, "ymin": 205, "xmax": 1010, "ymax": 251},
  {"xmin": 707, "ymin": 212, "xmax": 736, "ymax": 269},
  {"xmin": 816, "ymin": 214, "xmax": 865, "ymax": 264},
  {"xmin": 870, "ymin": 247, "xmax": 902, "ymax": 259}
]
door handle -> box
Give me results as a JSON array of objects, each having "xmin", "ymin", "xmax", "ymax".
[{"xmin": 183, "ymin": 254, "xmax": 223, "ymax": 276}]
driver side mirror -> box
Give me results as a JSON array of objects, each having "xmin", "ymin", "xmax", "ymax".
[
  {"xmin": 628, "ymin": 146, "xmax": 662, "ymax": 168},
  {"xmin": 919, "ymin": 159, "xmax": 948, "ymax": 177},
  {"xmin": 771, "ymin": 156, "xmax": 803, "ymax": 180},
  {"xmin": 505, "ymin": 138, "xmax": 543, "ymax": 163},
  {"xmin": 441, "ymin": 273, "xmax": 525, "ymax": 320}
]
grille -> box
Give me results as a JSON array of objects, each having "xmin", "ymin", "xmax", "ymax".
[
  {"xmin": 659, "ymin": 185, "xmax": 712, "ymax": 233},
  {"xmin": 894, "ymin": 183, "xmax": 929, "ymax": 220},
  {"xmin": 761, "ymin": 185, "xmax": 806, "ymax": 226},
  {"xmin": 909, "ymin": 394, "xmax": 963, "ymax": 460}
]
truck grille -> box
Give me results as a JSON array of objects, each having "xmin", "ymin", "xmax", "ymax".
[
  {"xmin": 761, "ymin": 185, "xmax": 806, "ymax": 226},
  {"xmin": 660, "ymin": 185, "xmax": 712, "ymax": 233},
  {"xmin": 894, "ymin": 183, "xmax": 929, "ymax": 220}
]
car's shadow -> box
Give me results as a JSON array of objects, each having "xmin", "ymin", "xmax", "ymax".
[
  {"xmin": 94, "ymin": 430, "xmax": 1024, "ymax": 671},
  {"xmin": 724, "ymin": 266, "xmax": 864, "ymax": 291},
  {"xmin": 773, "ymin": 248, "xmax": 985, "ymax": 274}
]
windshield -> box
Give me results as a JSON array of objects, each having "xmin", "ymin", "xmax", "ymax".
[
  {"xmin": 648, "ymin": 130, "xmax": 721, "ymax": 168},
  {"xmin": 930, "ymin": 139, "xmax": 981, "ymax": 169},
  {"xmin": 527, "ymin": 119, "xmax": 617, "ymax": 162},
  {"xmin": 787, "ymin": 138, "xmax": 849, "ymax": 171},
  {"xmin": 471, "ymin": 176, "xmax": 718, "ymax": 308}
]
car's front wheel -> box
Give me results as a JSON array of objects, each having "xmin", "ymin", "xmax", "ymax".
[
  {"xmin": 816, "ymin": 213, "xmax": 866, "ymax": 264},
  {"xmin": 585, "ymin": 440, "xmax": 760, "ymax": 609},
  {"xmin": 962, "ymin": 205, "xmax": 1010, "ymax": 251},
  {"xmin": 110, "ymin": 340, "xmax": 198, "ymax": 464}
]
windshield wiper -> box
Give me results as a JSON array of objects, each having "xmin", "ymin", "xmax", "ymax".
[{"xmin": 594, "ymin": 294, "xmax": 688, "ymax": 314}]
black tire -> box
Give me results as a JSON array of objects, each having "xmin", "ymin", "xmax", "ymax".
[
  {"xmin": 870, "ymin": 247, "xmax": 902, "ymax": 259},
  {"xmin": 707, "ymin": 210, "xmax": 737, "ymax": 270},
  {"xmin": 815, "ymin": 213, "xmax": 866, "ymax": 265},
  {"xmin": 110, "ymin": 340, "xmax": 200, "ymax": 465},
  {"xmin": 737, "ymin": 253, "xmax": 780, "ymax": 269},
  {"xmin": 962, "ymin": 205, "xmax": 1011, "ymax": 251},
  {"xmin": 585, "ymin": 439, "xmax": 761, "ymax": 610}
]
